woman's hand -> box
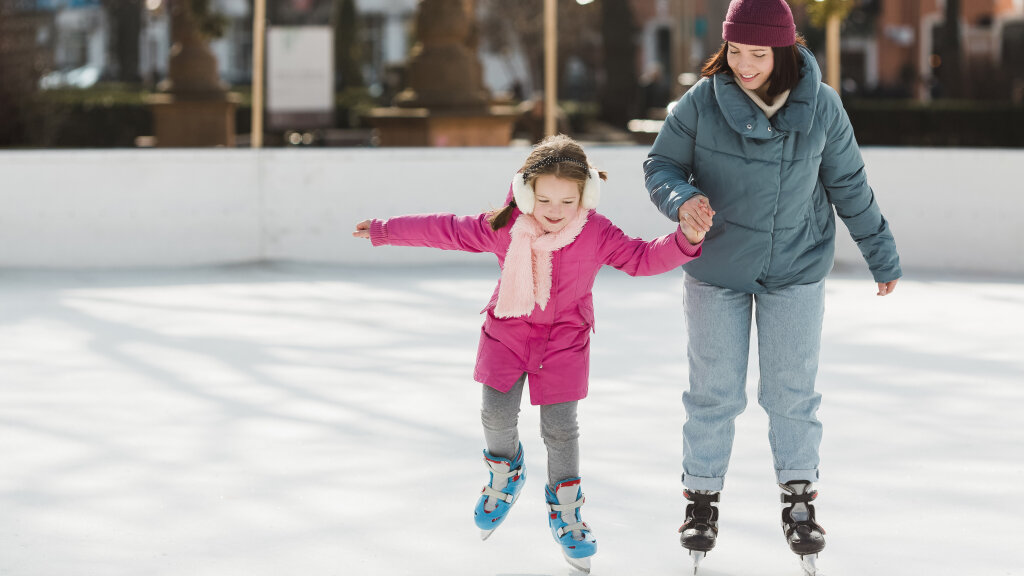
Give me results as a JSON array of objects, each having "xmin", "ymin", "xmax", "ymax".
[
  {"xmin": 678, "ymin": 196, "xmax": 715, "ymax": 245},
  {"xmin": 876, "ymin": 279, "xmax": 899, "ymax": 296},
  {"xmin": 353, "ymin": 219, "xmax": 371, "ymax": 239}
]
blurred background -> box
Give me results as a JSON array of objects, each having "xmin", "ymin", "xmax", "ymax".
[{"xmin": 1, "ymin": 0, "xmax": 1022, "ymax": 149}]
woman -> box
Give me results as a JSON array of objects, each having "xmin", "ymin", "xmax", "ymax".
[{"xmin": 643, "ymin": 0, "xmax": 901, "ymax": 573}]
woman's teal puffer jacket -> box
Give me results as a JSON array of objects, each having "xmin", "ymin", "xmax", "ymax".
[{"xmin": 644, "ymin": 45, "xmax": 901, "ymax": 293}]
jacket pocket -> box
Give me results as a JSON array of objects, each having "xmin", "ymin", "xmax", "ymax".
[
  {"xmin": 480, "ymin": 291, "xmax": 499, "ymax": 314},
  {"xmin": 805, "ymin": 204, "xmax": 823, "ymax": 244},
  {"xmin": 577, "ymin": 300, "xmax": 596, "ymax": 333}
]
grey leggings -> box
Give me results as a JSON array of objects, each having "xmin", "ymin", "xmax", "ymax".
[{"xmin": 481, "ymin": 373, "xmax": 580, "ymax": 489}]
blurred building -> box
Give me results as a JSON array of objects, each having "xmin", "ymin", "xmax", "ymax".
[
  {"xmin": 868, "ymin": 0, "xmax": 1024, "ymax": 100},
  {"xmin": 14, "ymin": 0, "xmax": 1024, "ymax": 102}
]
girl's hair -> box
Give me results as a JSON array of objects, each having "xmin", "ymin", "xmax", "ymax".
[
  {"xmin": 700, "ymin": 34, "xmax": 807, "ymax": 104},
  {"xmin": 488, "ymin": 134, "xmax": 608, "ymax": 231}
]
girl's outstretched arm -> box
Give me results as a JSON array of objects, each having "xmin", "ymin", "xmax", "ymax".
[{"xmin": 357, "ymin": 212, "xmax": 502, "ymax": 254}]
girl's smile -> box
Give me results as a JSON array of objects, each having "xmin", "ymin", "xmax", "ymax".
[{"xmin": 532, "ymin": 174, "xmax": 582, "ymax": 233}]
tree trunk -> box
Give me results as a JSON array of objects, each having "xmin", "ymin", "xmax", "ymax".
[
  {"xmin": 113, "ymin": 0, "xmax": 142, "ymax": 82},
  {"xmin": 939, "ymin": 0, "xmax": 962, "ymax": 98},
  {"xmin": 598, "ymin": 0, "xmax": 637, "ymax": 128}
]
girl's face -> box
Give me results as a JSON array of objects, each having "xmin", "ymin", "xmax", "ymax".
[
  {"xmin": 727, "ymin": 41, "xmax": 774, "ymax": 93},
  {"xmin": 532, "ymin": 174, "xmax": 582, "ymax": 233}
]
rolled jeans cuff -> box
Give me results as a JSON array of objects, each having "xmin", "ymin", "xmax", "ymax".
[
  {"xmin": 777, "ymin": 469, "xmax": 819, "ymax": 485},
  {"xmin": 682, "ymin": 473, "xmax": 725, "ymax": 492}
]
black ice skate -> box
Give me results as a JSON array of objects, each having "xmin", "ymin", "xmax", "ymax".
[
  {"xmin": 678, "ymin": 489, "xmax": 719, "ymax": 574},
  {"xmin": 780, "ymin": 481, "xmax": 826, "ymax": 576}
]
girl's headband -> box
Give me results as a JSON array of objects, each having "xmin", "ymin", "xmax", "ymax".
[{"xmin": 522, "ymin": 156, "xmax": 590, "ymax": 178}]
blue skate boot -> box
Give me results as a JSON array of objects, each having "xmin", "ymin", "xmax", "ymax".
[
  {"xmin": 473, "ymin": 444, "xmax": 526, "ymax": 540},
  {"xmin": 545, "ymin": 477, "xmax": 597, "ymax": 573}
]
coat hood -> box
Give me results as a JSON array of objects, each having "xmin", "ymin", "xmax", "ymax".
[{"xmin": 712, "ymin": 44, "xmax": 821, "ymax": 138}]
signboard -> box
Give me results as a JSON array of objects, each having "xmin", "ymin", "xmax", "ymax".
[{"xmin": 267, "ymin": 26, "xmax": 334, "ymax": 130}]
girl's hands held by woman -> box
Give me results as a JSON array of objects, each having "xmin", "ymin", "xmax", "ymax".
[
  {"xmin": 353, "ymin": 220, "xmax": 371, "ymax": 239},
  {"xmin": 678, "ymin": 196, "xmax": 715, "ymax": 245}
]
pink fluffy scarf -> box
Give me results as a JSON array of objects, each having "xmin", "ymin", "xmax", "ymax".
[{"xmin": 493, "ymin": 209, "xmax": 589, "ymax": 318}]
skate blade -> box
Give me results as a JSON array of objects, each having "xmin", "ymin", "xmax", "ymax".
[
  {"xmin": 800, "ymin": 554, "xmax": 823, "ymax": 576},
  {"xmin": 562, "ymin": 551, "xmax": 591, "ymax": 573},
  {"xmin": 689, "ymin": 550, "xmax": 706, "ymax": 574},
  {"xmin": 479, "ymin": 528, "xmax": 495, "ymax": 541}
]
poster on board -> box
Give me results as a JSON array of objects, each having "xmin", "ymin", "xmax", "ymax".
[{"xmin": 267, "ymin": 26, "xmax": 334, "ymax": 130}]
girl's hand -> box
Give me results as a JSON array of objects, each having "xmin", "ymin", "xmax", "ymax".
[
  {"xmin": 876, "ymin": 279, "xmax": 899, "ymax": 296},
  {"xmin": 678, "ymin": 196, "xmax": 715, "ymax": 245},
  {"xmin": 353, "ymin": 220, "xmax": 372, "ymax": 239}
]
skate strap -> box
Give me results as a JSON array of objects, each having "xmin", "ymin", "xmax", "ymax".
[
  {"xmin": 482, "ymin": 485, "xmax": 516, "ymax": 503},
  {"xmin": 549, "ymin": 496, "xmax": 584, "ymax": 515},
  {"xmin": 684, "ymin": 490, "xmax": 720, "ymax": 504},
  {"xmin": 486, "ymin": 464, "xmax": 522, "ymax": 482},
  {"xmin": 549, "ymin": 496, "xmax": 588, "ymax": 538},
  {"xmin": 481, "ymin": 464, "xmax": 523, "ymax": 504},
  {"xmin": 781, "ymin": 490, "xmax": 817, "ymax": 504},
  {"xmin": 555, "ymin": 521, "xmax": 588, "ymax": 538}
]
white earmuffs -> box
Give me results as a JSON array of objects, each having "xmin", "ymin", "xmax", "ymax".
[{"xmin": 511, "ymin": 167, "xmax": 601, "ymax": 215}]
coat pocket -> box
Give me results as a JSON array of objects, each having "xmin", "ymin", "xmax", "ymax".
[
  {"xmin": 577, "ymin": 300, "xmax": 596, "ymax": 333},
  {"xmin": 804, "ymin": 203, "xmax": 823, "ymax": 244}
]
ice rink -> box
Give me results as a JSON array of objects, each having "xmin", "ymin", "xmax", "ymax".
[{"xmin": 2, "ymin": 262, "xmax": 1022, "ymax": 576}]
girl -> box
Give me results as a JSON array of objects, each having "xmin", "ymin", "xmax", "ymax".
[
  {"xmin": 643, "ymin": 1, "xmax": 901, "ymax": 574},
  {"xmin": 353, "ymin": 134, "xmax": 712, "ymax": 572}
]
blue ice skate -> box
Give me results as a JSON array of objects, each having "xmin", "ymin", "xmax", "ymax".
[
  {"xmin": 473, "ymin": 444, "xmax": 526, "ymax": 540},
  {"xmin": 545, "ymin": 477, "xmax": 597, "ymax": 573}
]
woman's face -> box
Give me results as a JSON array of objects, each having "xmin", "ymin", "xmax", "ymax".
[
  {"xmin": 727, "ymin": 41, "xmax": 775, "ymax": 93},
  {"xmin": 532, "ymin": 174, "xmax": 582, "ymax": 233}
]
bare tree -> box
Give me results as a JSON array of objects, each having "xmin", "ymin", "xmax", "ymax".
[
  {"xmin": 0, "ymin": 0, "xmax": 51, "ymax": 146},
  {"xmin": 938, "ymin": 0, "xmax": 962, "ymax": 98},
  {"xmin": 598, "ymin": 0, "xmax": 637, "ymax": 127},
  {"xmin": 103, "ymin": 0, "xmax": 142, "ymax": 82},
  {"xmin": 477, "ymin": 0, "xmax": 632, "ymax": 126},
  {"xmin": 333, "ymin": 0, "xmax": 363, "ymax": 88}
]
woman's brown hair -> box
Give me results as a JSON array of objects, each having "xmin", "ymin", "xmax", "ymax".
[
  {"xmin": 488, "ymin": 134, "xmax": 608, "ymax": 231},
  {"xmin": 700, "ymin": 34, "xmax": 807, "ymax": 105}
]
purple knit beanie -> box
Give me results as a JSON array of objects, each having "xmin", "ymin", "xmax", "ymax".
[{"xmin": 722, "ymin": 0, "xmax": 796, "ymax": 47}]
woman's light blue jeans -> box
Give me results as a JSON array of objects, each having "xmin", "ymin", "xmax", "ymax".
[{"xmin": 681, "ymin": 273, "xmax": 825, "ymax": 491}]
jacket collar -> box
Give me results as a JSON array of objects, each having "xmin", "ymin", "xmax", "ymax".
[{"xmin": 713, "ymin": 44, "xmax": 821, "ymax": 138}]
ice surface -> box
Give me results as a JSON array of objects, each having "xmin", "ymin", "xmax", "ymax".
[{"xmin": 1, "ymin": 263, "xmax": 1022, "ymax": 576}]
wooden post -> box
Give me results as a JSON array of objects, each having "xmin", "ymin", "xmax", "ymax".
[
  {"xmin": 826, "ymin": 11, "xmax": 840, "ymax": 92},
  {"xmin": 251, "ymin": 0, "xmax": 266, "ymax": 148},
  {"xmin": 544, "ymin": 0, "xmax": 557, "ymax": 137}
]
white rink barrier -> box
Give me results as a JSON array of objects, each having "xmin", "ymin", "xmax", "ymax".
[{"xmin": 0, "ymin": 147, "xmax": 1020, "ymax": 277}]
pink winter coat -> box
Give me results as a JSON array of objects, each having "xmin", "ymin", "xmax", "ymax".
[{"xmin": 369, "ymin": 207, "xmax": 701, "ymax": 405}]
